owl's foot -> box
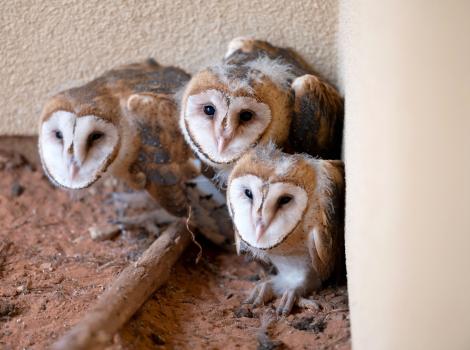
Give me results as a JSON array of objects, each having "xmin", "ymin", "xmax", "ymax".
[
  {"xmin": 244, "ymin": 281, "xmax": 274, "ymax": 306},
  {"xmin": 113, "ymin": 209, "xmax": 177, "ymax": 236},
  {"xmin": 276, "ymin": 289, "xmax": 297, "ymax": 316},
  {"xmin": 276, "ymin": 292, "xmax": 321, "ymax": 316}
]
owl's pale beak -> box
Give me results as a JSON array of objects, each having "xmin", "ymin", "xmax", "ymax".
[
  {"xmin": 255, "ymin": 221, "xmax": 267, "ymax": 242},
  {"xmin": 217, "ymin": 136, "xmax": 230, "ymax": 153},
  {"xmin": 68, "ymin": 158, "xmax": 80, "ymax": 179},
  {"xmin": 69, "ymin": 162, "xmax": 79, "ymax": 179}
]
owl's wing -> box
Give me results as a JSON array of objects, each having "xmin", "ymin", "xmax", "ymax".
[
  {"xmin": 308, "ymin": 160, "xmax": 345, "ymax": 282},
  {"xmin": 126, "ymin": 93, "xmax": 197, "ymax": 217},
  {"xmin": 289, "ymin": 75, "xmax": 344, "ymax": 159},
  {"xmin": 126, "ymin": 93, "xmax": 234, "ymax": 245}
]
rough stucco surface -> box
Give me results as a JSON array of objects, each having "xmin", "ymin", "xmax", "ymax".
[{"xmin": 0, "ymin": 0, "xmax": 339, "ymax": 135}]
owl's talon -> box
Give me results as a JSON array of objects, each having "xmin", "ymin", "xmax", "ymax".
[
  {"xmin": 276, "ymin": 290, "xmax": 297, "ymax": 316},
  {"xmin": 245, "ymin": 281, "xmax": 273, "ymax": 306}
]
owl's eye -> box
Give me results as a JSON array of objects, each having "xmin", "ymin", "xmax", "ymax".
[
  {"xmin": 55, "ymin": 130, "xmax": 63, "ymax": 140},
  {"xmin": 239, "ymin": 110, "xmax": 253, "ymax": 122},
  {"xmin": 278, "ymin": 195, "xmax": 292, "ymax": 206},
  {"xmin": 90, "ymin": 132, "xmax": 104, "ymax": 142},
  {"xmin": 244, "ymin": 189, "xmax": 253, "ymax": 200},
  {"xmin": 203, "ymin": 105, "xmax": 216, "ymax": 117},
  {"xmin": 87, "ymin": 131, "xmax": 104, "ymax": 147}
]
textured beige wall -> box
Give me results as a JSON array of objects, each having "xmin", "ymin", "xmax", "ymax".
[
  {"xmin": 0, "ymin": 0, "xmax": 339, "ymax": 135},
  {"xmin": 341, "ymin": 1, "xmax": 470, "ymax": 349}
]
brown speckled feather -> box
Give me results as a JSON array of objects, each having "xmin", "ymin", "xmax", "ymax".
[
  {"xmin": 289, "ymin": 77, "xmax": 344, "ymax": 159},
  {"xmin": 126, "ymin": 93, "xmax": 197, "ymax": 217}
]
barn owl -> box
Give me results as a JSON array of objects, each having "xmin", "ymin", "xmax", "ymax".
[
  {"xmin": 180, "ymin": 37, "xmax": 343, "ymax": 183},
  {"xmin": 38, "ymin": 59, "xmax": 232, "ymax": 242},
  {"xmin": 227, "ymin": 144, "xmax": 344, "ymax": 315}
]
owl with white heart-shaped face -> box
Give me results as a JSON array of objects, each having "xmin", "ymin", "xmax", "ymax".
[
  {"xmin": 227, "ymin": 144, "xmax": 345, "ymax": 315},
  {"xmin": 180, "ymin": 37, "xmax": 343, "ymax": 183},
  {"xmin": 39, "ymin": 59, "xmax": 195, "ymax": 215}
]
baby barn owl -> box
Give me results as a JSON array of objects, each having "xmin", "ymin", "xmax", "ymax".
[
  {"xmin": 180, "ymin": 37, "xmax": 343, "ymax": 180},
  {"xmin": 227, "ymin": 145, "xmax": 344, "ymax": 315},
  {"xmin": 38, "ymin": 60, "xmax": 232, "ymax": 241},
  {"xmin": 39, "ymin": 59, "xmax": 195, "ymax": 217}
]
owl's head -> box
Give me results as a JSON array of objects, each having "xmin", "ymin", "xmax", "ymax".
[
  {"xmin": 39, "ymin": 97, "xmax": 120, "ymax": 189},
  {"xmin": 180, "ymin": 57, "xmax": 295, "ymax": 168},
  {"xmin": 227, "ymin": 144, "xmax": 343, "ymax": 249},
  {"xmin": 227, "ymin": 144, "xmax": 318, "ymax": 250}
]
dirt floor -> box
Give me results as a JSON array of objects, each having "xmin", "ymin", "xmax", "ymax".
[{"xmin": 0, "ymin": 150, "xmax": 350, "ymax": 350}]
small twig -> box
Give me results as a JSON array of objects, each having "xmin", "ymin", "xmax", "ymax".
[
  {"xmin": 37, "ymin": 221, "xmax": 61, "ymax": 228},
  {"xmin": 96, "ymin": 260, "xmax": 119, "ymax": 272},
  {"xmin": 186, "ymin": 206, "xmax": 203, "ymax": 264}
]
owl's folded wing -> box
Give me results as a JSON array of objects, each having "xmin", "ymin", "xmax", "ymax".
[
  {"xmin": 125, "ymin": 93, "xmax": 197, "ymax": 217},
  {"xmin": 308, "ymin": 160, "xmax": 345, "ymax": 282},
  {"xmin": 289, "ymin": 75, "xmax": 343, "ymax": 159}
]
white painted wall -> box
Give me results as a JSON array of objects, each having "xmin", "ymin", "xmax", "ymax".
[{"xmin": 341, "ymin": 1, "xmax": 470, "ymax": 349}]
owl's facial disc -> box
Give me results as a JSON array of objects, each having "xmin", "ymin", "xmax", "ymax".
[
  {"xmin": 228, "ymin": 174, "xmax": 308, "ymax": 249},
  {"xmin": 39, "ymin": 111, "xmax": 119, "ymax": 189},
  {"xmin": 184, "ymin": 90, "xmax": 271, "ymax": 165}
]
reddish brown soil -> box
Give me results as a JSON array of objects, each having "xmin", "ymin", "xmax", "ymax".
[{"xmin": 0, "ymin": 151, "xmax": 350, "ymax": 350}]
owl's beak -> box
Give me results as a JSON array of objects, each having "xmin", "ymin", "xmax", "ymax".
[
  {"xmin": 68, "ymin": 159, "xmax": 80, "ymax": 179},
  {"xmin": 255, "ymin": 221, "xmax": 267, "ymax": 242},
  {"xmin": 217, "ymin": 136, "xmax": 230, "ymax": 153}
]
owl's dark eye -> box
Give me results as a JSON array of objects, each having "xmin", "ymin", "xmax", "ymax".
[
  {"xmin": 239, "ymin": 110, "xmax": 253, "ymax": 122},
  {"xmin": 278, "ymin": 195, "xmax": 292, "ymax": 206},
  {"xmin": 90, "ymin": 132, "xmax": 104, "ymax": 142},
  {"xmin": 244, "ymin": 189, "xmax": 253, "ymax": 200},
  {"xmin": 55, "ymin": 130, "xmax": 63, "ymax": 140},
  {"xmin": 203, "ymin": 105, "xmax": 216, "ymax": 117},
  {"xmin": 88, "ymin": 132, "xmax": 104, "ymax": 147}
]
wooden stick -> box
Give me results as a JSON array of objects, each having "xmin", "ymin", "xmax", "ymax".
[{"xmin": 52, "ymin": 220, "xmax": 191, "ymax": 350}]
